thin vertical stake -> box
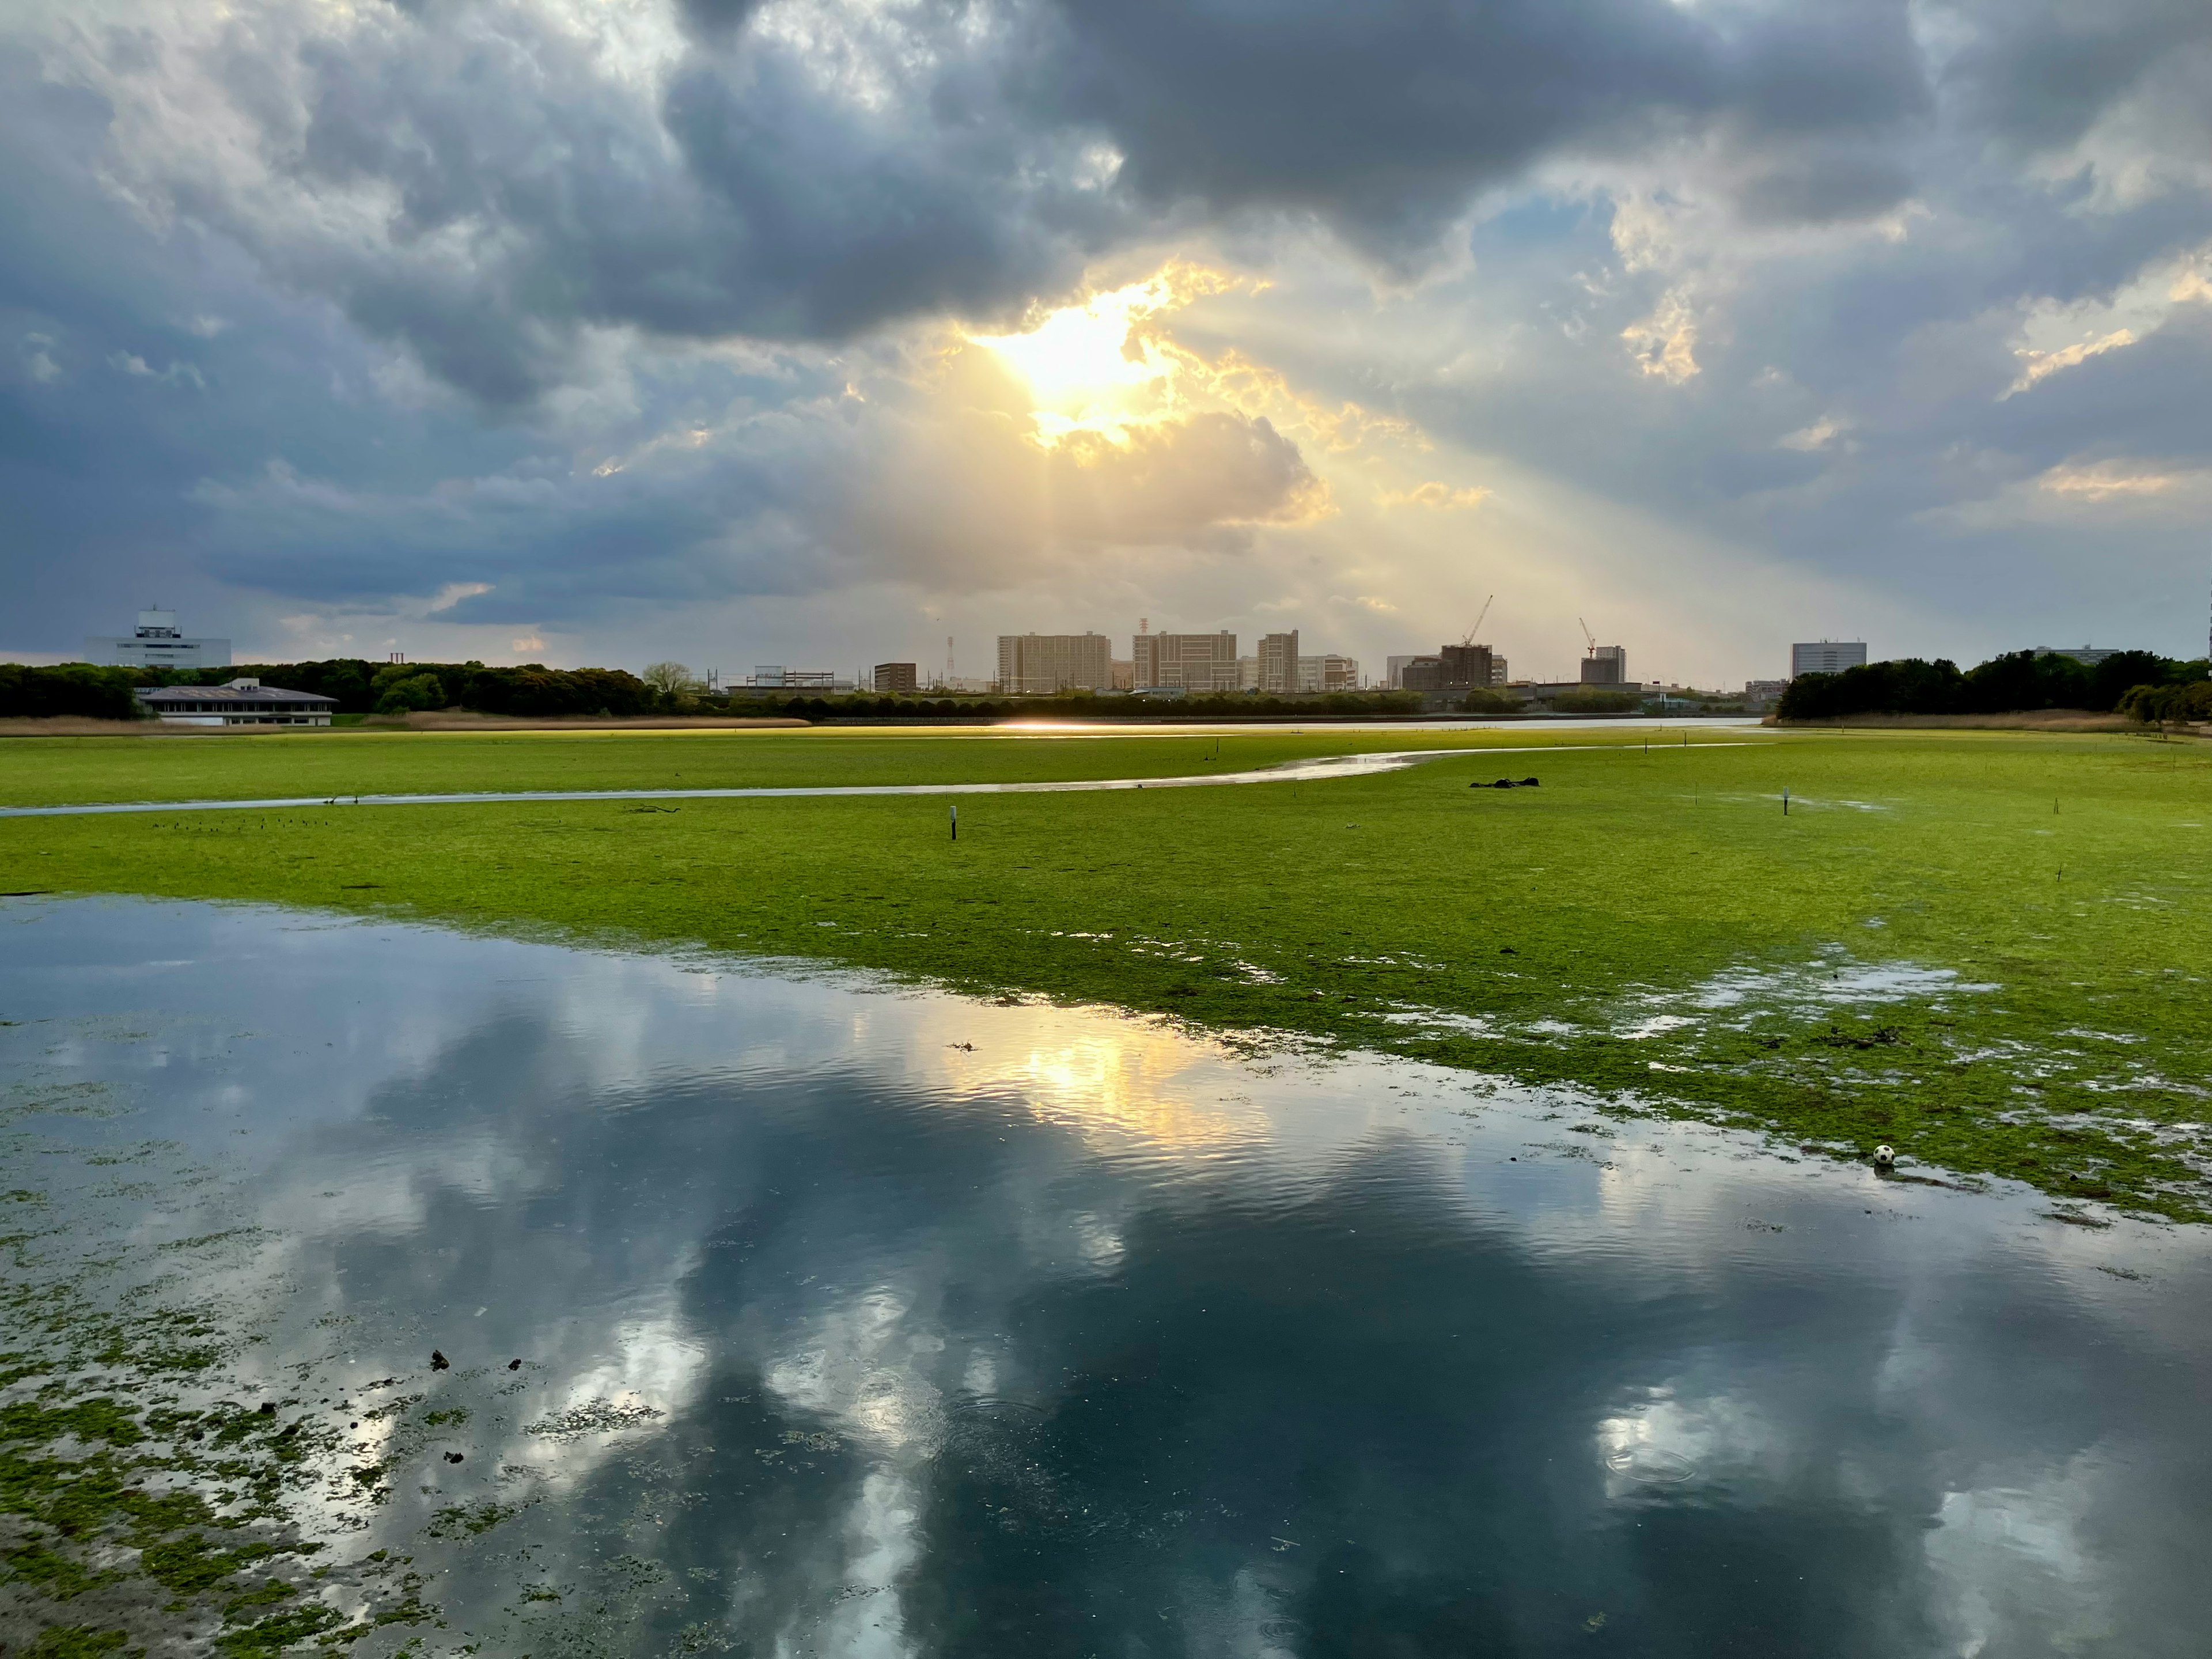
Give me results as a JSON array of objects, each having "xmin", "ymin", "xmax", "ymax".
[
  {"xmin": 950, "ymin": 804, "xmax": 957, "ymax": 842},
  {"xmin": 1783, "ymin": 787, "xmax": 1789, "ymax": 816}
]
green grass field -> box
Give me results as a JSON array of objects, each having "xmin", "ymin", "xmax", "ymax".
[
  {"xmin": 5, "ymin": 724, "xmax": 2209, "ymax": 1217},
  {"xmin": 0, "ymin": 723, "xmax": 1655, "ymax": 807}
]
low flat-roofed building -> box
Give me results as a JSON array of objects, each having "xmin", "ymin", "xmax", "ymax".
[
  {"xmin": 873, "ymin": 662, "xmax": 918, "ymax": 693},
  {"xmin": 135, "ymin": 678, "xmax": 336, "ymax": 726}
]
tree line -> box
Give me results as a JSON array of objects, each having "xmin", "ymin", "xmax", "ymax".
[
  {"xmin": 0, "ymin": 659, "xmax": 659, "ymax": 720},
  {"xmin": 1775, "ymin": 649, "xmax": 2208, "ymax": 722}
]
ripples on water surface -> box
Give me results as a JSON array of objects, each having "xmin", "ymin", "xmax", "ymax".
[{"xmin": 0, "ymin": 897, "xmax": 2205, "ymax": 1655}]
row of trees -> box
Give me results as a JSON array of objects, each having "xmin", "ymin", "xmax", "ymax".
[
  {"xmin": 0, "ymin": 659, "xmax": 662, "ymax": 720},
  {"xmin": 0, "ymin": 664, "xmax": 146, "ymax": 721},
  {"xmin": 1776, "ymin": 650, "xmax": 2205, "ymax": 721},
  {"xmin": 15, "ymin": 647, "xmax": 2205, "ymax": 726}
]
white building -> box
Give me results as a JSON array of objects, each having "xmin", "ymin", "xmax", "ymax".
[
  {"xmin": 1791, "ymin": 641, "xmax": 1868, "ymax": 677},
  {"xmin": 86, "ymin": 609, "xmax": 229, "ymax": 672},
  {"xmin": 135, "ymin": 678, "xmax": 335, "ymax": 726},
  {"xmin": 1297, "ymin": 654, "xmax": 1359, "ymax": 691}
]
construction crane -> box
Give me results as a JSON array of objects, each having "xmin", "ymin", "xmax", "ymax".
[
  {"xmin": 1578, "ymin": 616, "xmax": 1597, "ymax": 654},
  {"xmin": 1461, "ymin": 594, "xmax": 1494, "ymax": 647}
]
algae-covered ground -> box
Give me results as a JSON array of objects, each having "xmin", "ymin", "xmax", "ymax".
[
  {"xmin": 4, "ymin": 723, "xmax": 2210, "ymax": 1219},
  {"xmin": 0, "ymin": 1078, "xmax": 444, "ymax": 1654}
]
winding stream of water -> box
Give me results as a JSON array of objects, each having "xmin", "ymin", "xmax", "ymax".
[{"xmin": 0, "ymin": 739, "xmax": 1764, "ymax": 818}]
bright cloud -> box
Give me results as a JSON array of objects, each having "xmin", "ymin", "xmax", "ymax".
[{"xmin": 2003, "ymin": 329, "xmax": 2137, "ymax": 399}]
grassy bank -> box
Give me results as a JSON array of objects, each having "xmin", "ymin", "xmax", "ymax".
[{"xmin": 4, "ymin": 726, "xmax": 2209, "ymax": 1218}]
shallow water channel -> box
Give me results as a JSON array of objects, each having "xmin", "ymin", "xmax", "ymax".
[{"xmin": 2, "ymin": 896, "xmax": 2206, "ymax": 1655}]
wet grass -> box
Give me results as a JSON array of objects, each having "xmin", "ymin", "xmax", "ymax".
[
  {"xmin": 0, "ymin": 723, "xmax": 1648, "ymax": 809},
  {"xmin": 5, "ymin": 726, "xmax": 2211, "ymax": 1217},
  {"xmin": 0, "ymin": 1096, "xmax": 449, "ymax": 1649}
]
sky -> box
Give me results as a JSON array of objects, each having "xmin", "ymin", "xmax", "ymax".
[{"xmin": 4, "ymin": 0, "xmax": 2210, "ymax": 688}]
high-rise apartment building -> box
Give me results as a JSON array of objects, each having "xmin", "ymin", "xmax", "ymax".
[
  {"xmin": 1440, "ymin": 644, "xmax": 1495, "ymax": 689},
  {"xmin": 1257, "ymin": 631, "xmax": 1300, "ymax": 694},
  {"xmin": 997, "ymin": 632, "xmax": 1112, "ymax": 693},
  {"xmin": 1132, "ymin": 631, "xmax": 1239, "ymax": 692},
  {"xmin": 1790, "ymin": 641, "xmax": 1868, "ymax": 677},
  {"xmin": 1580, "ymin": 645, "xmax": 1628, "ymax": 685},
  {"xmin": 1296, "ymin": 655, "xmax": 1360, "ymax": 692}
]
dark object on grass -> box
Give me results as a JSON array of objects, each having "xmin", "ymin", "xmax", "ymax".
[
  {"xmin": 1499, "ymin": 946, "xmax": 1517, "ymax": 955},
  {"xmin": 257, "ymin": 1402, "xmax": 277, "ymax": 1415},
  {"xmin": 1816, "ymin": 1024, "xmax": 1906, "ymax": 1051},
  {"xmin": 1473, "ymin": 777, "xmax": 1541, "ymax": 789},
  {"xmin": 431, "ymin": 1350, "xmax": 450, "ymax": 1371},
  {"xmin": 279, "ymin": 1423, "xmax": 300, "ymax": 1440},
  {"xmin": 507, "ymin": 1358, "xmax": 522, "ymax": 1371},
  {"xmin": 444, "ymin": 1451, "xmax": 464, "ymax": 1464}
]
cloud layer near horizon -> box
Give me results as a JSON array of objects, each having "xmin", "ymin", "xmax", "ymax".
[{"xmin": 4, "ymin": 0, "xmax": 2210, "ymax": 681}]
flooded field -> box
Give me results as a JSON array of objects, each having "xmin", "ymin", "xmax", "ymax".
[{"xmin": 2, "ymin": 896, "xmax": 2207, "ymax": 1654}]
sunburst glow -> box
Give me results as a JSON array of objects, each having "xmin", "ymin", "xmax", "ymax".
[{"xmin": 967, "ymin": 270, "xmax": 1230, "ymax": 446}]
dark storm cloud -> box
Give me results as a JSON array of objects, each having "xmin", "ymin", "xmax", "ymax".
[
  {"xmin": 5, "ymin": 0, "xmax": 2211, "ymax": 663},
  {"xmin": 1031, "ymin": 0, "xmax": 1931, "ymax": 244},
  {"xmin": 80, "ymin": 0, "xmax": 1960, "ymax": 405},
  {"xmin": 1941, "ymin": 0, "xmax": 2212, "ymax": 153}
]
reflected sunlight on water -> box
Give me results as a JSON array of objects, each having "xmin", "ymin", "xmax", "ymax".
[{"xmin": 1, "ymin": 895, "xmax": 2206, "ymax": 1657}]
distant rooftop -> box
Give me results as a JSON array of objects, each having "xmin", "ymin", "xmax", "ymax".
[{"xmin": 137, "ymin": 680, "xmax": 337, "ymax": 706}]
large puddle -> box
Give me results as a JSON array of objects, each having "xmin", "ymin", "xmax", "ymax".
[{"xmin": 1, "ymin": 897, "xmax": 2205, "ymax": 1654}]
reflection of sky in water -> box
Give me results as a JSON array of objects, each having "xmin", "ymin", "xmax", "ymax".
[{"xmin": 2, "ymin": 896, "xmax": 2207, "ymax": 1656}]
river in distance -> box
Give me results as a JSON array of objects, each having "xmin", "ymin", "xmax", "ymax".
[{"xmin": 0, "ymin": 895, "xmax": 2204, "ymax": 1656}]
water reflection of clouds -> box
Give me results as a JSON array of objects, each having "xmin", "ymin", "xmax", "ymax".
[{"xmin": 6, "ymin": 897, "xmax": 2210, "ymax": 1657}]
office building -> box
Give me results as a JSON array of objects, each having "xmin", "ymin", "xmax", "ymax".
[
  {"xmin": 873, "ymin": 662, "xmax": 918, "ymax": 694},
  {"xmin": 1399, "ymin": 656, "xmax": 1445, "ymax": 691},
  {"xmin": 86, "ymin": 609, "xmax": 230, "ymax": 672},
  {"xmin": 135, "ymin": 678, "xmax": 335, "ymax": 726},
  {"xmin": 1790, "ymin": 641, "xmax": 1867, "ymax": 677},
  {"xmin": 997, "ymin": 632, "xmax": 1112, "ymax": 694},
  {"xmin": 1580, "ymin": 645, "xmax": 1627, "ymax": 686},
  {"xmin": 1257, "ymin": 631, "xmax": 1300, "ymax": 694},
  {"xmin": 1132, "ymin": 631, "xmax": 1238, "ymax": 692},
  {"xmin": 1744, "ymin": 679, "xmax": 1788, "ymax": 709}
]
